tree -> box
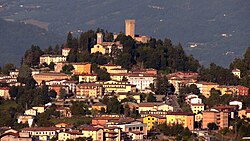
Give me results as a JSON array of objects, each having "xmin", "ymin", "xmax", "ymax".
[
  {"xmin": 17, "ymin": 64, "xmax": 36, "ymax": 89},
  {"xmin": 48, "ymin": 89, "xmax": 57, "ymax": 98},
  {"xmin": 48, "ymin": 62, "xmax": 55, "ymax": 71},
  {"xmin": 61, "ymin": 64, "xmax": 74, "ymax": 74},
  {"xmin": 59, "ymin": 87, "xmax": 67, "ymax": 99},
  {"xmin": 207, "ymin": 122, "xmax": 218, "ymax": 130},
  {"xmin": 147, "ymin": 93, "xmax": 156, "ymax": 102},
  {"xmin": 2, "ymin": 63, "xmax": 15, "ymax": 75},
  {"xmin": 70, "ymin": 101, "xmax": 88, "ymax": 116},
  {"xmin": 23, "ymin": 45, "xmax": 44, "ymax": 67},
  {"xmin": 9, "ymin": 86, "xmax": 19, "ymax": 99}
]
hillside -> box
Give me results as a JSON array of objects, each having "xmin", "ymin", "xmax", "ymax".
[
  {"xmin": 0, "ymin": 0, "xmax": 249, "ymax": 67},
  {"xmin": 0, "ymin": 19, "xmax": 63, "ymax": 66}
]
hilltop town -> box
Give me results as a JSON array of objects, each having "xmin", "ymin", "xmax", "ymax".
[{"xmin": 0, "ymin": 19, "xmax": 250, "ymax": 141}]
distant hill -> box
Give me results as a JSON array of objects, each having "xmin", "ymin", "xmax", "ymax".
[
  {"xmin": 0, "ymin": 19, "xmax": 63, "ymax": 66},
  {"xmin": 0, "ymin": 0, "xmax": 249, "ymax": 67}
]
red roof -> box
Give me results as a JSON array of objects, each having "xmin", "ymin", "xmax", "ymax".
[{"xmin": 22, "ymin": 127, "xmax": 61, "ymax": 131}]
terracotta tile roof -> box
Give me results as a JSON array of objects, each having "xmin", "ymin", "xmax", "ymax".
[
  {"xmin": 65, "ymin": 130, "xmax": 83, "ymax": 135},
  {"xmin": 138, "ymin": 102, "xmax": 165, "ymax": 107},
  {"xmin": 22, "ymin": 127, "xmax": 61, "ymax": 131},
  {"xmin": 79, "ymin": 73, "xmax": 98, "ymax": 76},
  {"xmin": 93, "ymin": 102, "xmax": 106, "ymax": 106},
  {"xmin": 166, "ymin": 112, "xmax": 194, "ymax": 116},
  {"xmin": 80, "ymin": 125, "xmax": 101, "ymax": 131}
]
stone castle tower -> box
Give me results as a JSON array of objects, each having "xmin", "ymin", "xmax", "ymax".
[{"xmin": 125, "ymin": 19, "xmax": 135, "ymax": 39}]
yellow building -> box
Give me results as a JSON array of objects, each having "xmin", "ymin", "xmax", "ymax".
[
  {"xmin": 71, "ymin": 62, "xmax": 91, "ymax": 74},
  {"xmin": 91, "ymin": 44, "xmax": 107, "ymax": 54},
  {"xmin": 109, "ymin": 68, "xmax": 128, "ymax": 74},
  {"xmin": 100, "ymin": 64, "xmax": 122, "ymax": 73},
  {"xmin": 110, "ymin": 73, "xmax": 129, "ymax": 81},
  {"xmin": 76, "ymin": 83, "xmax": 103, "ymax": 98},
  {"xmin": 238, "ymin": 109, "xmax": 250, "ymax": 119},
  {"xmin": 0, "ymin": 87, "xmax": 10, "ymax": 99},
  {"xmin": 33, "ymin": 72, "xmax": 70, "ymax": 85},
  {"xmin": 58, "ymin": 130, "xmax": 84, "ymax": 141},
  {"xmin": 143, "ymin": 115, "xmax": 159, "ymax": 131},
  {"xmin": 196, "ymin": 82, "xmax": 219, "ymax": 98},
  {"xmin": 32, "ymin": 106, "xmax": 45, "ymax": 114},
  {"xmin": 96, "ymin": 80, "xmax": 136, "ymax": 94},
  {"xmin": 195, "ymin": 113, "xmax": 203, "ymax": 122},
  {"xmin": 92, "ymin": 102, "xmax": 107, "ymax": 111},
  {"xmin": 91, "ymin": 32, "xmax": 123, "ymax": 56},
  {"xmin": 79, "ymin": 74, "xmax": 98, "ymax": 82},
  {"xmin": 166, "ymin": 112, "xmax": 194, "ymax": 130},
  {"xmin": 116, "ymin": 92, "xmax": 140, "ymax": 103},
  {"xmin": 217, "ymin": 85, "xmax": 237, "ymax": 95},
  {"xmin": 190, "ymin": 103, "xmax": 205, "ymax": 114}
]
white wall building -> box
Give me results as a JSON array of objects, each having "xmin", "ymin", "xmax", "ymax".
[
  {"xmin": 229, "ymin": 101, "xmax": 243, "ymax": 110},
  {"xmin": 128, "ymin": 73, "xmax": 156, "ymax": 92}
]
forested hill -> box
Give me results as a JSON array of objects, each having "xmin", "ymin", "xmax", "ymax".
[{"xmin": 0, "ymin": 19, "xmax": 63, "ymax": 66}]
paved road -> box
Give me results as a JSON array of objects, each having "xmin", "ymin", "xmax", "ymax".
[{"xmin": 168, "ymin": 95, "xmax": 182, "ymax": 112}]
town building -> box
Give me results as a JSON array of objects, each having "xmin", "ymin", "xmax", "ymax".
[
  {"xmin": 165, "ymin": 112, "xmax": 194, "ymax": 130},
  {"xmin": 71, "ymin": 62, "xmax": 92, "ymax": 74},
  {"xmin": 128, "ymin": 73, "xmax": 156, "ymax": 92},
  {"xmin": 17, "ymin": 115, "xmax": 34, "ymax": 127},
  {"xmin": 21, "ymin": 127, "xmax": 62, "ymax": 141},
  {"xmin": 61, "ymin": 48, "xmax": 71, "ymax": 57},
  {"xmin": 76, "ymin": 83, "xmax": 103, "ymax": 98},
  {"xmin": 115, "ymin": 92, "xmax": 140, "ymax": 103},
  {"xmin": 195, "ymin": 82, "xmax": 219, "ymax": 98},
  {"xmin": 33, "ymin": 72, "xmax": 71, "ymax": 85},
  {"xmin": 190, "ymin": 103, "xmax": 205, "ymax": 114},
  {"xmin": 91, "ymin": 33, "xmax": 123, "ymax": 55},
  {"xmin": 138, "ymin": 102, "xmax": 174, "ymax": 113},
  {"xmin": 58, "ymin": 130, "xmax": 84, "ymax": 141},
  {"xmin": 110, "ymin": 73, "xmax": 129, "ymax": 81},
  {"xmin": 100, "ymin": 64, "xmax": 122, "ymax": 74},
  {"xmin": 232, "ymin": 68, "xmax": 241, "ymax": 78},
  {"xmin": 92, "ymin": 102, "xmax": 107, "ymax": 112},
  {"xmin": 79, "ymin": 73, "xmax": 98, "ymax": 82},
  {"xmin": 0, "ymin": 87, "xmax": 10, "ymax": 99},
  {"xmin": 229, "ymin": 101, "xmax": 243, "ymax": 110},
  {"xmin": 40, "ymin": 55, "xmax": 66, "ymax": 65},
  {"xmin": 143, "ymin": 115, "xmax": 160, "ymax": 131},
  {"xmin": 202, "ymin": 109, "xmax": 228, "ymax": 129},
  {"xmin": 166, "ymin": 72, "xmax": 198, "ymax": 94},
  {"xmin": 80, "ymin": 126, "xmax": 104, "ymax": 141},
  {"xmin": 96, "ymin": 80, "xmax": 136, "ymax": 94}
]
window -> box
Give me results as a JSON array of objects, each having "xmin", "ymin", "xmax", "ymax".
[
  {"xmin": 129, "ymin": 127, "xmax": 132, "ymax": 131},
  {"xmin": 140, "ymin": 127, "xmax": 143, "ymax": 131}
]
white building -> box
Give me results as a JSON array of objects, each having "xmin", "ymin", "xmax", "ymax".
[
  {"xmin": 232, "ymin": 68, "xmax": 241, "ymax": 78},
  {"xmin": 190, "ymin": 97, "xmax": 203, "ymax": 105},
  {"xmin": 229, "ymin": 101, "xmax": 243, "ymax": 110},
  {"xmin": 40, "ymin": 55, "xmax": 66, "ymax": 65},
  {"xmin": 128, "ymin": 73, "xmax": 156, "ymax": 92}
]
